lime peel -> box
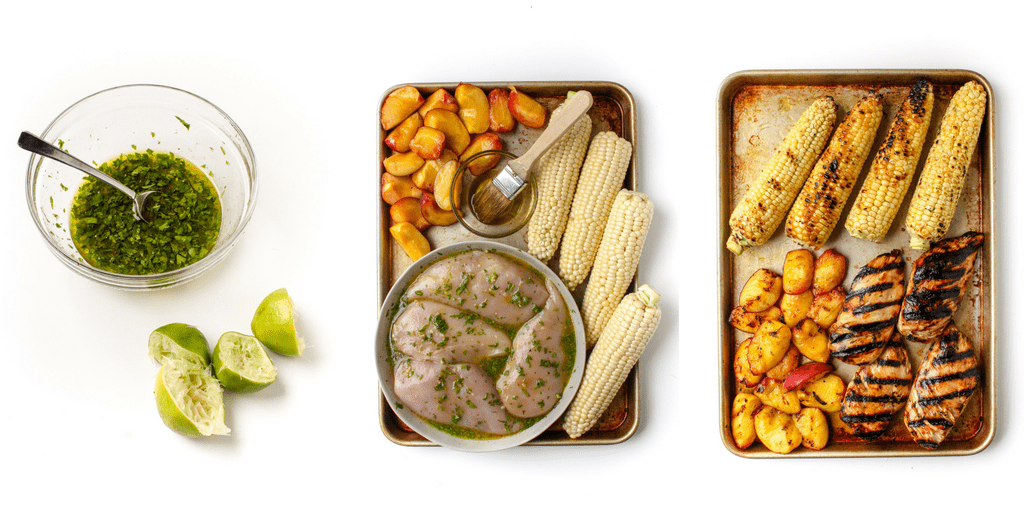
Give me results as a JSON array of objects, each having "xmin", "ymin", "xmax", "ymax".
[
  {"xmin": 251, "ymin": 288, "xmax": 305, "ymax": 357},
  {"xmin": 154, "ymin": 359, "xmax": 229, "ymax": 437},
  {"xmin": 213, "ymin": 332, "xmax": 277, "ymax": 393}
]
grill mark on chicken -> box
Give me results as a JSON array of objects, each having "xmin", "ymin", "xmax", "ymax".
[
  {"xmin": 898, "ymin": 232, "xmax": 983, "ymax": 342},
  {"xmin": 840, "ymin": 337, "xmax": 913, "ymax": 439},
  {"xmin": 829, "ymin": 250, "xmax": 905, "ymax": 365},
  {"xmin": 904, "ymin": 327, "xmax": 979, "ymax": 449}
]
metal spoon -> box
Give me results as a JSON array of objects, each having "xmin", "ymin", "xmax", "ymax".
[{"xmin": 19, "ymin": 131, "xmax": 154, "ymax": 222}]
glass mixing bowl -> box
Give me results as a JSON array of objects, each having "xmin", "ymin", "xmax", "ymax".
[{"xmin": 25, "ymin": 84, "xmax": 258, "ymax": 290}]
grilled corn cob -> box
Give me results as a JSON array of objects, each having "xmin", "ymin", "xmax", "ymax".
[
  {"xmin": 558, "ymin": 131, "xmax": 632, "ymax": 290},
  {"xmin": 786, "ymin": 94, "xmax": 884, "ymax": 249},
  {"xmin": 727, "ymin": 96, "xmax": 838, "ymax": 255},
  {"xmin": 580, "ymin": 190, "xmax": 654, "ymax": 348},
  {"xmin": 846, "ymin": 80, "xmax": 935, "ymax": 242},
  {"xmin": 904, "ymin": 81, "xmax": 987, "ymax": 250},
  {"xmin": 526, "ymin": 93, "xmax": 593, "ymax": 263},
  {"xmin": 562, "ymin": 284, "xmax": 661, "ymax": 439}
]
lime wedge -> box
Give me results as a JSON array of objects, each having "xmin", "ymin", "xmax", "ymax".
[
  {"xmin": 251, "ymin": 288, "xmax": 304, "ymax": 356},
  {"xmin": 154, "ymin": 359, "xmax": 229, "ymax": 437},
  {"xmin": 148, "ymin": 323, "xmax": 210, "ymax": 366},
  {"xmin": 212, "ymin": 332, "xmax": 277, "ymax": 393}
]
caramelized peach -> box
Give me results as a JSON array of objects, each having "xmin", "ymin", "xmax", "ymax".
[
  {"xmin": 418, "ymin": 88, "xmax": 459, "ymax": 118},
  {"xmin": 455, "ymin": 83, "xmax": 490, "ymax": 134},
  {"xmin": 459, "ymin": 133, "xmax": 503, "ymax": 175},
  {"xmin": 390, "ymin": 196, "xmax": 430, "ymax": 230},
  {"xmin": 381, "ymin": 86, "xmax": 424, "ymax": 130},
  {"xmin": 382, "ymin": 152, "xmax": 425, "ymax": 177},
  {"xmin": 508, "ymin": 86, "xmax": 547, "ymax": 128},
  {"xmin": 423, "ymin": 109, "xmax": 471, "ymax": 154},
  {"xmin": 488, "ymin": 88, "xmax": 515, "ymax": 133},
  {"xmin": 409, "ymin": 127, "xmax": 446, "ymax": 160},
  {"xmin": 420, "ymin": 192, "xmax": 458, "ymax": 227},
  {"xmin": 384, "ymin": 113, "xmax": 422, "ymax": 153},
  {"xmin": 381, "ymin": 172, "xmax": 423, "ymax": 205}
]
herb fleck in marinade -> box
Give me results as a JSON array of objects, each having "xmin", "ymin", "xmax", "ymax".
[{"xmin": 69, "ymin": 150, "xmax": 221, "ymax": 275}]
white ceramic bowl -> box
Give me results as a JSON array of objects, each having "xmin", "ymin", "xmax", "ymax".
[{"xmin": 376, "ymin": 240, "xmax": 586, "ymax": 452}]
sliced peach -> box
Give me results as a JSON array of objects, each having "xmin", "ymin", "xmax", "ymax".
[
  {"xmin": 783, "ymin": 362, "xmax": 833, "ymax": 391},
  {"xmin": 418, "ymin": 88, "xmax": 459, "ymax": 118},
  {"xmin": 411, "ymin": 149, "xmax": 457, "ymax": 192},
  {"xmin": 488, "ymin": 88, "xmax": 515, "ymax": 133},
  {"xmin": 409, "ymin": 127, "xmax": 446, "ymax": 160},
  {"xmin": 459, "ymin": 133, "xmax": 503, "ymax": 175},
  {"xmin": 808, "ymin": 286, "xmax": 845, "ymax": 329},
  {"xmin": 423, "ymin": 109, "xmax": 471, "ymax": 154},
  {"xmin": 382, "ymin": 172, "xmax": 423, "ymax": 205},
  {"xmin": 455, "ymin": 83, "xmax": 490, "ymax": 134},
  {"xmin": 433, "ymin": 160, "xmax": 461, "ymax": 211},
  {"xmin": 390, "ymin": 196, "xmax": 430, "ymax": 230},
  {"xmin": 384, "ymin": 113, "xmax": 422, "ymax": 153},
  {"xmin": 783, "ymin": 248, "xmax": 815, "ymax": 294},
  {"xmin": 390, "ymin": 222, "xmax": 431, "ymax": 261},
  {"xmin": 729, "ymin": 305, "xmax": 782, "ymax": 334},
  {"xmin": 382, "ymin": 152, "xmax": 425, "ymax": 177},
  {"xmin": 420, "ymin": 192, "xmax": 458, "ymax": 227},
  {"xmin": 381, "ymin": 86, "xmax": 424, "ymax": 130},
  {"xmin": 508, "ymin": 86, "xmax": 547, "ymax": 128},
  {"xmin": 813, "ymin": 249, "xmax": 847, "ymax": 295}
]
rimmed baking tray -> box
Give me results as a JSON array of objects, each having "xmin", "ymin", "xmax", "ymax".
[
  {"xmin": 378, "ymin": 81, "xmax": 641, "ymax": 446},
  {"xmin": 717, "ymin": 70, "xmax": 996, "ymax": 457}
]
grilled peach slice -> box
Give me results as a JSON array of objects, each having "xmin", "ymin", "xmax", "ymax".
[
  {"xmin": 783, "ymin": 362, "xmax": 833, "ymax": 392},
  {"xmin": 729, "ymin": 305, "xmax": 782, "ymax": 334},
  {"xmin": 420, "ymin": 192, "xmax": 458, "ymax": 227},
  {"xmin": 783, "ymin": 248, "xmax": 815, "ymax": 294},
  {"xmin": 794, "ymin": 407, "xmax": 829, "ymax": 450},
  {"xmin": 459, "ymin": 133, "xmax": 503, "ymax": 175},
  {"xmin": 792, "ymin": 319, "xmax": 830, "ymax": 363},
  {"xmin": 755, "ymin": 377, "xmax": 801, "ymax": 414},
  {"xmin": 424, "ymin": 109, "xmax": 471, "ymax": 154},
  {"xmin": 455, "ymin": 83, "xmax": 489, "ymax": 134},
  {"xmin": 390, "ymin": 196, "xmax": 430, "ymax": 230},
  {"xmin": 813, "ymin": 249, "xmax": 847, "ymax": 295},
  {"xmin": 797, "ymin": 374, "xmax": 846, "ymax": 412},
  {"xmin": 381, "ymin": 86, "xmax": 424, "ymax": 130},
  {"xmin": 738, "ymin": 268, "xmax": 783, "ymax": 313},
  {"xmin": 508, "ymin": 86, "xmax": 547, "ymax": 128},
  {"xmin": 418, "ymin": 88, "xmax": 459, "ymax": 117},
  {"xmin": 808, "ymin": 286, "xmax": 844, "ymax": 329},
  {"xmin": 382, "ymin": 152, "xmax": 425, "ymax": 177},
  {"xmin": 732, "ymin": 393, "xmax": 761, "ymax": 449},
  {"xmin": 734, "ymin": 337, "xmax": 762, "ymax": 389},
  {"xmin": 410, "ymin": 127, "xmax": 446, "ymax": 160},
  {"xmin": 780, "ymin": 290, "xmax": 813, "ymax": 327},
  {"xmin": 747, "ymin": 320, "xmax": 791, "ymax": 375},
  {"xmin": 766, "ymin": 344, "xmax": 800, "ymax": 381},
  {"xmin": 381, "ymin": 172, "xmax": 423, "ymax": 205},
  {"xmin": 488, "ymin": 88, "xmax": 515, "ymax": 132},
  {"xmin": 754, "ymin": 407, "xmax": 802, "ymax": 454},
  {"xmin": 384, "ymin": 113, "xmax": 422, "ymax": 153}
]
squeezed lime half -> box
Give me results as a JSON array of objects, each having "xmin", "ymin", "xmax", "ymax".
[
  {"xmin": 154, "ymin": 359, "xmax": 229, "ymax": 437},
  {"xmin": 148, "ymin": 323, "xmax": 210, "ymax": 366},
  {"xmin": 251, "ymin": 288, "xmax": 304, "ymax": 356},
  {"xmin": 212, "ymin": 332, "xmax": 278, "ymax": 393}
]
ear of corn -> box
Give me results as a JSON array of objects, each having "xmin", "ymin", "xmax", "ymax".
[
  {"xmin": 562, "ymin": 284, "xmax": 661, "ymax": 439},
  {"xmin": 904, "ymin": 81, "xmax": 987, "ymax": 250},
  {"xmin": 785, "ymin": 94, "xmax": 884, "ymax": 249},
  {"xmin": 526, "ymin": 93, "xmax": 593, "ymax": 263},
  {"xmin": 727, "ymin": 96, "xmax": 838, "ymax": 255},
  {"xmin": 846, "ymin": 80, "xmax": 935, "ymax": 242},
  {"xmin": 558, "ymin": 131, "xmax": 632, "ymax": 290},
  {"xmin": 580, "ymin": 189, "xmax": 653, "ymax": 348}
]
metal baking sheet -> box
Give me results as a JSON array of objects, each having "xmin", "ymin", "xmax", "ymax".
[
  {"xmin": 378, "ymin": 81, "xmax": 640, "ymax": 446},
  {"xmin": 717, "ymin": 70, "xmax": 996, "ymax": 457}
]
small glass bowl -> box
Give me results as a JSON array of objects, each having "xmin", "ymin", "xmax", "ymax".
[
  {"xmin": 451, "ymin": 150, "xmax": 537, "ymax": 238},
  {"xmin": 25, "ymin": 84, "xmax": 258, "ymax": 290}
]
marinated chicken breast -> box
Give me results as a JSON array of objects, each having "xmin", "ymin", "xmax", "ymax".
[
  {"xmin": 391, "ymin": 300, "xmax": 511, "ymax": 365},
  {"xmin": 828, "ymin": 250, "xmax": 905, "ymax": 364},
  {"xmin": 904, "ymin": 326, "xmax": 980, "ymax": 449},
  {"xmin": 404, "ymin": 250, "xmax": 549, "ymax": 326},
  {"xmin": 839, "ymin": 335, "xmax": 913, "ymax": 439},
  {"xmin": 898, "ymin": 232, "xmax": 984, "ymax": 342}
]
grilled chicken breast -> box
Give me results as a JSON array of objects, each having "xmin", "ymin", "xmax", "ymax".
[
  {"xmin": 898, "ymin": 232, "xmax": 984, "ymax": 342},
  {"xmin": 904, "ymin": 326, "xmax": 980, "ymax": 449},
  {"xmin": 828, "ymin": 250, "xmax": 905, "ymax": 364},
  {"xmin": 839, "ymin": 335, "xmax": 913, "ymax": 439}
]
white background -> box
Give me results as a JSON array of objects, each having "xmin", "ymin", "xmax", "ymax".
[{"xmin": 0, "ymin": 0, "xmax": 1017, "ymax": 509}]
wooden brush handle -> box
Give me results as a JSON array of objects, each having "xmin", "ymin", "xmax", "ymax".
[{"xmin": 511, "ymin": 90, "xmax": 594, "ymax": 178}]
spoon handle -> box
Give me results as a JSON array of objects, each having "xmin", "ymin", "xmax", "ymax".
[{"xmin": 18, "ymin": 131, "xmax": 138, "ymax": 199}]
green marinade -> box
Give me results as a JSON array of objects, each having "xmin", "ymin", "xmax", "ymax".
[{"xmin": 69, "ymin": 150, "xmax": 221, "ymax": 275}]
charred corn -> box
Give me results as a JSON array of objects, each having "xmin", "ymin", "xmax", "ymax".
[
  {"xmin": 786, "ymin": 94, "xmax": 884, "ymax": 249},
  {"xmin": 558, "ymin": 131, "xmax": 632, "ymax": 290},
  {"xmin": 562, "ymin": 284, "xmax": 661, "ymax": 439},
  {"xmin": 905, "ymin": 81, "xmax": 987, "ymax": 250},
  {"xmin": 727, "ymin": 96, "xmax": 837, "ymax": 255},
  {"xmin": 846, "ymin": 80, "xmax": 935, "ymax": 242},
  {"xmin": 526, "ymin": 93, "xmax": 593, "ymax": 263},
  {"xmin": 580, "ymin": 190, "xmax": 654, "ymax": 348}
]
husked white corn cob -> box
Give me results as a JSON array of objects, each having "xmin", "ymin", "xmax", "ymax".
[
  {"xmin": 846, "ymin": 80, "xmax": 935, "ymax": 242},
  {"xmin": 580, "ymin": 189, "xmax": 653, "ymax": 348},
  {"xmin": 905, "ymin": 81, "xmax": 987, "ymax": 250},
  {"xmin": 727, "ymin": 96, "xmax": 837, "ymax": 255},
  {"xmin": 558, "ymin": 131, "xmax": 632, "ymax": 290},
  {"xmin": 786, "ymin": 94, "xmax": 884, "ymax": 249},
  {"xmin": 527, "ymin": 93, "xmax": 593, "ymax": 263},
  {"xmin": 562, "ymin": 284, "xmax": 661, "ymax": 439}
]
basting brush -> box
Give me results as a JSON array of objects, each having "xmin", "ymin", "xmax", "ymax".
[{"xmin": 471, "ymin": 90, "xmax": 593, "ymax": 224}]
